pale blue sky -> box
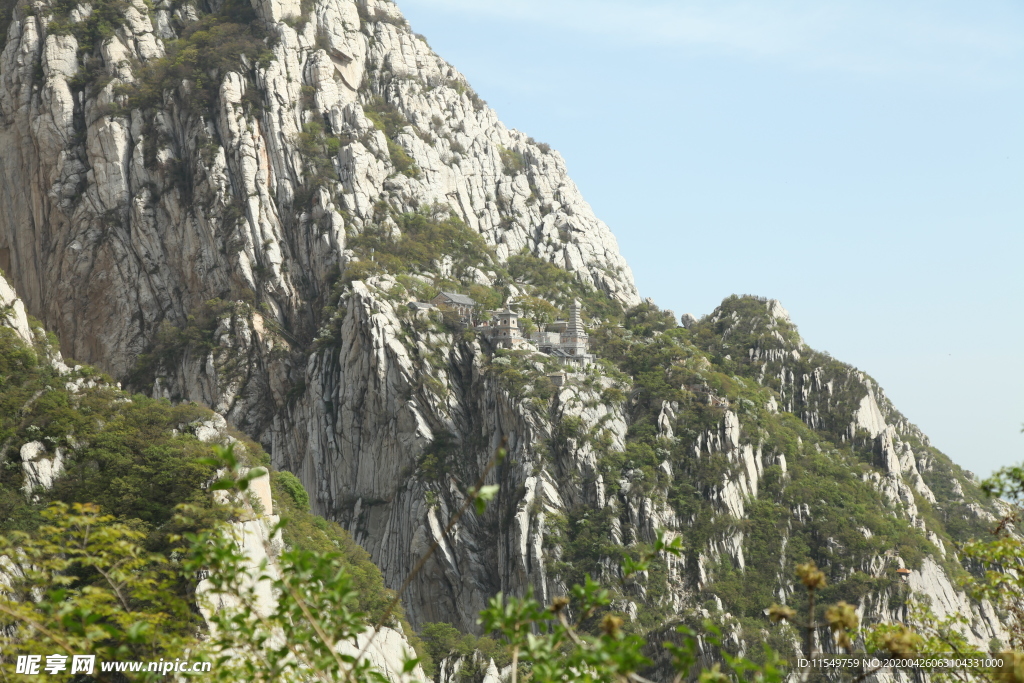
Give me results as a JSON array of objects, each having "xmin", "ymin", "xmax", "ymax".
[{"xmin": 396, "ymin": 0, "xmax": 1024, "ymax": 477}]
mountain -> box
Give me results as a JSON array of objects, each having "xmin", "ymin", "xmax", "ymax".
[
  {"xmin": 0, "ymin": 0, "xmax": 1011, "ymax": 671},
  {"xmin": 0, "ymin": 267, "xmax": 431, "ymax": 679}
]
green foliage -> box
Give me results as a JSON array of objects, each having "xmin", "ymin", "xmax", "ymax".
[
  {"xmin": 0, "ymin": 503, "xmax": 197, "ymax": 679},
  {"xmin": 592, "ymin": 318, "xmax": 690, "ymax": 414},
  {"xmin": 189, "ymin": 444, "xmax": 515, "ymax": 682},
  {"xmin": 527, "ymin": 136, "xmax": 551, "ymax": 154},
  {"xmin": 487, "ymin": 349, "xmax": 561, "ymax": 408},
  {"xmin": 115, "ymin": 0, "xmax": 271, "ymax": 113},
  {"xmin": 673, "ymin": 416, "xmax": 930, "ymax": 619},
  {"xmin": 498, "ymin": 145, "xmax": 525, "ymax": 175},
  {"xmin": 268, "ymin": 470, "xmax": 399, "ymax": 626},
  {"xmin": 784, "ymin": 445, "xmax": 931, "ymax": 567},
  {"xmin": 187, "ymin": 525, "xmax": 391, "ymax": 682},
  {"xmin": 482, "ymin": 581, "xmax": 646, "ymax": 682},
  {"xmin": 702, "ymin": 498, "xmax": 784, "ymax": 617},
  {"xmin": 129, "ymin": 298, "xmax": 247, "ymax": 389},
  {"xmin": 622, "ymin": 300, "xmax": 678, "ymax": 337},
  {"xmin": 46, "ymin": 0, "xmax": 130, "ymax": 54},
  {"xmin": 274, "ymin": 470, "xmax": 309, "ymax": 510},
  {"xmin": 44, "ymin": 397, "xmax": 222, "ymax": 539},
  {"xmin": 294, "ymin": 121, "xmax": 342, "ymax": 206},
  {"xmin": 917, "ymin": 452, "xmax": 990, "ymax": 540},
  {"xmin": 0, "ymin": 413, "xmax": 428, "ymax": 683},
  {"xmin": 418, "ymin": 432, "xmax": 459, "ymax": 481},
  {"xmin": 468, "ymin": 282, "xmax": 504, "ymax": 310},
  {"xmin": 420, "ymin": 621, "xmax": 465, "ymax": 663},
  {"xmin": 688, "ymin": 294, "xmax": 872, "ymax": 444},
  {"xmin": 545, "ymin": 504, "xmax": 620, "ymax": 590},
  {"xmin": 347, "ymin": 208, "xmax": 495, "ymax": 282},
  {"xmin": 579, "ymin": 295, "xmax": 951, "ymax": 626},
  {"xmin": 363, "ymin": 96, "xmax": 421, "ymax": 177},
  {"xmin": 356, "ymin": 3, "xmax": 410, "ymax": 29},
  {"xmin": 439, "ymin": 78, "xmax": 486, "ymax": 110},
  {"xmin": 863, "ymin": 598, "xmax": 1014, "ymax": 681},
  {"xmin": 962, "ymin": 458, "xmax": 1024, "ymax": 650},
  {"xmin": 0, "ymin": 0, "xmax": 16, "ymax": 53},
  {"xmin": 478, "ymin": 533, "xmax": 783, "ymax": 683},
  {"xmin": 613, "ymin": 294, "xmax": 994, "ymax": 610},
  {"xmin": 419, "ymin": 622, "xmax": 509, "ymax": 677},
  {"xmin": 362, "ymin": 96, "xmax": 409, "ymax": 138},
  {"xmin": 387, "ymin": 140, "xmax": 420, "ymax": 177},
  {"xmin": 281, "ymin": 0, "xmax": 315, "ymax": 30},
  {"xmin": 981, "ymin": 459, "xmax": 1024, "ymax": 504},
  {"xmin": 4, "ymin": 467, "xmax": 1012, "ymax": 683},
  {"xmin": 506, "ymin": 251, "xmax": 623, "ymax": 322},
  {"xmin": 0, "ymin": 328, "xmax": 231, "ymax": 552},
  {"xmin": 516, "ymin": 295, "xmax": 560, "ymax": 326}
]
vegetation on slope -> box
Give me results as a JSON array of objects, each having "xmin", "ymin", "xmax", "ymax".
[
  {"xmin": 688, "ymin": 294, "xmax": 995, "ymax": 547},
  {"xmin": 363, "ymin": 96, "xmax": 421, "ymax": 178},
  {"xmin": 340, "ymin": 203, "xmax": 622, "ymax": 313},
  {"xmin": 345, "ymin": 208, "xmax": 494, "ymax": 286},
  {"xmin": 0, "ymin": 0, "xmax": 1016, "ymax": 672},
  {"xmin": 271, "ymin": 469, "xmax": 403, "ymax": 626},
  {"xmin": 102, "ymin": 193, "xmax": 1000, "ymax": 667},
  {"xmin": 0, "ymin": 322, "xmax": 405, "ymax": 657},
  {"xmin": 323, "ymin": 194, "xmax": 996, "ymax": 650},
  {"xmin": 0, "ymin": 327, "xmax": 216, "ymax": 542}
]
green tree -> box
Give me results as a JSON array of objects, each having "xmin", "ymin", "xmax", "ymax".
[
  {"xmin": 5, "ymin": 441, "xmax": 1022, "ymax": 683},
  {"xmin": 0, "ymin": 503, "xmax": 196, "ymax": 682}
]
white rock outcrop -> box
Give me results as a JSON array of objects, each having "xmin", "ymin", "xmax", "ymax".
[
  {"xmin": 20, "ymin": 441, "xmax": 64, "ymax": 495},
  {"xmin": 0, "ymin": 272, "xmax": 33, "ymax": 345},
  {"xmin": 196, "ymin": 471, "xmax": 428, "ymax": 682}
]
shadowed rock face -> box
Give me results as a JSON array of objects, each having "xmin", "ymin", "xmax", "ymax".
[{"xmin": 0, "ymin": 0, "xmax": 1011, "ymax": 656}]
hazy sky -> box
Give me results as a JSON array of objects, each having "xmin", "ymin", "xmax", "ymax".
[{"xmin": 396, "ymin": 0, "xmax": 1024, "ymax": 478}]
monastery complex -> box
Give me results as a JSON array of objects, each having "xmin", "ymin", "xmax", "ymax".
[{"xmin": 410, "ymin": 293, "xmax": 596, "ymax": 369}]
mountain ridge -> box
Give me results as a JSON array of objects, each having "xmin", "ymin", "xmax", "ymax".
[{"xmin": 0, "ymin": 0, "xmax": 1014, "ymax": 673}]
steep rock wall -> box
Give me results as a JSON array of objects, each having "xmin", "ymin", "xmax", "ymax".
[
  {"xmin": 0, "ymin": 0, "xmax": 641, "ymax": 632},
  {"xmin": 0, "ymin": 0, "xmax": 637, "ymax": 380},
  {"xmin": 0, "ymin": 0, "xmax": 1013, "ymax": 665}
]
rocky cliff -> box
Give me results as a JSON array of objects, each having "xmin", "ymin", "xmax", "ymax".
[
  {"xmin": 0, "ymin": 0, "xmax": 640, "ymax": 630},
  {"xmin": 0, "ymin": 267, "xmax": 429, "ymax": 681},
  {"xmin": 0, "ymin": 0, "xmax": 636, "ymax": 379},
  {"xmin": 0, "ymin": 0, "xmax": 1012, "ymax": 672}
]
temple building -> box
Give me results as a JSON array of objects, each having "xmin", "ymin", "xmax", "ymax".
[
  {"xmin": 411, "ymin": 294, "xmax": 596, "ymax": 368},
  {"xmin": 529, "ymin": 300, "xmax": 596, "ymax": 369},
  {"xmin": 476, "ymin": 308, "xmax": 533, "ymax": 350},
  {"xmin": 430, "ymin": 291, "xmax": 477, "ymax": 322}
]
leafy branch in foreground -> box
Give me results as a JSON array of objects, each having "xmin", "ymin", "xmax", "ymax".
[
  {"xmin": 0, "ymin": 503, "xmax": 195, "ymax": 682},
  {"xmin": 182, "ymin": 444, "xmax": 393, "ymax": 683},
  {"xmin": 4, "ymin": 439, "xmax": 1024, "ymax": 683},
  {"xmin": 190, "ymin": 441, "xmax": 508, "ymax": 682},
  {"xmin": 185, "ymin": 520, "xmax": 394, "ymax": 683},
  {"xmin": 479, "ymin": 532, "xmax": 688, "ymax": 683}
]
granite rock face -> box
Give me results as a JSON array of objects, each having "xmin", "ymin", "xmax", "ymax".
[
  {"xmin": 20, "ymin": 440, "xmax": 64, "ymax": 495},
  {"xmin": 0, "ymin": 0, "xmax": 637, "ymax": 381},
  {"xmin": 0, "ymin": 272, "xmax": 33, "ymax": 345},
  {"xmin": 0, "ymin": 0, "xmax": 1013, "ymax": 669},
  {"xmin": 0, "ymin": 0, "xmax": 639, "ymax": 632}
]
